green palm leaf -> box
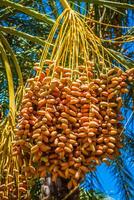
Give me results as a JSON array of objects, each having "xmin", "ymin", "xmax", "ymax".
[
  {"xmin": 0, "ymin": 0, "xmax": 55, "ymax": 24},
  {"xmin": 78, "ymin": 0, "xmax": 134, "ymax": 10}
]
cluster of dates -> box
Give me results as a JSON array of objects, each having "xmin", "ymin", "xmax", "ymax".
[{"xmin": 13, "ymin": 64, "xmax": 133, "ymax": 188}]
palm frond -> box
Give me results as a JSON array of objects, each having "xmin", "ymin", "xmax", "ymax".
[
  {"xmin": 127, "ymin": 27, "xmax": 134, "ymax": 36},
  {"xmin": 107, "ymin": 48, "xmax": 134, "ymax": 69},
  {"xmin": 111, "ymin": 156, "xmax": 134, "ymax": 200},
  {"xmin": 0, "ymin": 0, "xmax": 55, "ymax": 25},
  {"xmin": 78, "ymin": 0, "xmax": 134, "ymax": 10},
  {"xmin": 80, "ymin": 188, "xmax": 113, "ymax": 200},
  {"xmin": 123, "ymin": 134, "xmax": 134, "ymax": 160},
  {"xmin": 0, "ymin": 25, "xmax": 51, "ymax": 46},
  {"xmin": 0, "ymin": 40, "xmax": 15, "ymax": 119},
  {"xmin": 0, "ymin": 32, "xmax": 23, "ymax": 86}
]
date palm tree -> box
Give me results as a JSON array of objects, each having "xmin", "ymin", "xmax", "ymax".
[{"xmin": 0, "ymin": 0, "xmax": 134, "ymax": 199}]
